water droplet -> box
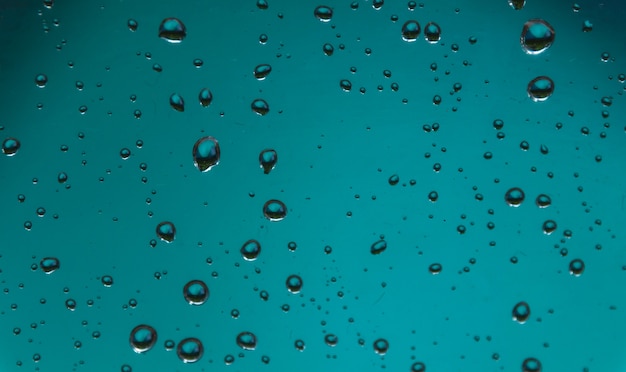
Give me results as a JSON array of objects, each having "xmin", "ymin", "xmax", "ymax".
[
  {"xmin": 40, "ymin": 257, "xmax": 60, "ymax": 274},
  {"xmin": 371, "ymin": 239, "xmax": 387, "ymax": 255},
  {"xmin": 57, "ymin": 172, "xmax": 68, "ymax": 184},
  {"xmin": 512, "ymin": 301, "xmax": 531, "ymax": 323},
  {"xmin": 156, "ymin": 221, "xmax": 176, "ymax": 242},
  {"xmin": 527, "ymin": 76, "xmax": 555, "ymax": 101},
  {"xmin": 65, "ymin": 299, "xmax": 76, "ymax": 311},
  {"xmin": 388, "ymin": 174, "xmax": 399, "ymax": 185},
  {"xmin": 183, "ymin": 280, "xmax": 209, "ymax": 305},
  {"xmin": 401, "ymin": 20, "xmax": 421, "ymax": 41},
  {"xmin": 428, "ymin": 191, "xmax": 439, "ymax": 202},
  {"xmin": 535, "ymin": 194, "xmax": 551, "ymax": 208},
  {"xmin": 177, "ymin": 338, "xmax": 203, "ymax": 363},
  {"xmin": 35, "ymin": 74, "xmax": 48, "ymax": 88},
  {"xmin": 254, "ymin": 64, "xmax": 272, "ymax": 80},
  {"xmin": 127, "ymin": 19, "xmax": 138, "ymax": 31},
  {"xmin": 521, "ymin": 19, "xmax": 555, "ymax": 55},
  {"xmin": 281, "ymin": 274, "xmax": 304, "ymax": 294},
  {"xmin": 314, "ymin": 5, "xmax": 333, "ymax": 22},
  {"xmin": 129, "ymin": 325, "xmax": 157, "ymax": 353},
  {"xmin": 522, "ymin": 357, "xmax": 542, "ymax": 372},
  {"xmin": 411, "ymin": 362, "xmax": 427, "ymax": 372},
  {"xmin": 569, "ymin": 258, "xmax": 585, "ymax": 276},
  {"xmin": 294, "ymin": 339, "xmax": 305, "ymax": 351},
  {"xmin": 424, "ymin": 22, "xmax": 441, "ymax": 43},
  {"xmin": 236, "ymin": 331, "xmax": 257, "ymax": 350},
  {"xmin": 169, "ymin": 93, "xmax": 185, "ymax": 112},
  {"xmin": 158, "ymin": 18, "xmax": 186, "ymax": 43},
  {"xmin": 101, "ymin": 275, "xmax": 114, "ymax": 287},
  {"xmin": 582, "ymin": 20, "xmax": 593, "ymax": 32},
  {"xmin": 508, "ymin": 0, "xmax": 525, "ymax": 10},
  {"xmin": 372, "ymin": 0, "xmax": 384, "ymax": 9},
  {"xmin": 121, "ymin": 364, "xmax": 132, "ymax": 372},
  {"xmin": 324, "ymin": 334, "xmax": 338, "ymax": 347},
  {"xmin": 256, "ymin": 0, "xmax": 269, "ymax": 9},
  {"xmin": 192, "ymin": 136, "xmax": 220, "ymax": 172},
  {"xmin": 193, "ymin": 58, "xmax": 203, "ymax": 67},
  {"xmin": 505, "ymin": 187, "xmax": 525, "ymax": 207},
  {"xmin": 542, "ymin": 220, "xmax": 557, "ymax": 235},
  {"xmin": 2, "ymin": 137, "xmax": 20, "ymax": 156},
  {"xmin": 429, "ymin": 263, "xmax": 442, "ymax": 274},
  {"xmin": 251, "ymin": 99, "xmax": 270, "ymax": 115},
  {"xmin": 323, "ymin": 43, "xmax": 334, "ymax": 56},
  {"xmin": 241, "ymin": 239, "xmax": 262, "ymax": 261},
  {"xmin": 259, "ymin": 149, "xmax": 278, "ymax": 174},
  {"xmin": 263, "ymin": 199, "xmax": 287, "ymax": 221},
  {"xmin": 120, "ymin": 148, "xmax": 131, "ymax": 159},
  {"xmin": 198, "ymin": 88, "xmax": 213, "ymax": 107},
  {"xmin": 373, "ymin": 338, "xmax": 389, "ymax": 355},
  {"xmin": 43, "ymin": 0, "xmax": 54, "ymax": 8}
]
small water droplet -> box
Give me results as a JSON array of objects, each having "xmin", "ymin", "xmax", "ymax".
[
  {"xmin": 323, "ymin": 43, "xmax": 334, "ymax": 56},
  {"xmin": 508, "ymin": 0, "xmax": 525, "ymax": 10},
  {"xmin": 192, "ymin": 136, "xmax": 220, "ymax": 172},
  {"xmin": 535, "ymin": 194, "xmax": 551, "ymax": 207},
  {"xmin": 522, "ymin": 357, "xmax": 542, "ymax": 372},
  {"xmin": 158, "ymin": 18, "xmax": 186, "ymax": 43},
  {"xmin": 130, "ymin": 325, "xmax": 157, "ymax": 353},
  {"xmin": 259, "ymin": 149, "xmax": 278, "ymax": 174},
  {"xmin": 505, "ymin": 187, "xmax": 525, "ymax": 207},
  {"xmin": 294, "ymin": 339, "xmax": 305, "ymax": 351},
  {"xmin": 340, "ymin": 79, "xmax": 352, "ymax": 91},
  {"xmin": 569, "ymin": 258, "xmax": 585, "ymax": 276},
  {"xmin": 35, "ymin": 74, "xmax": 48, "ymax": 88},
  {"xmin": 198, "ymin": 88, "xmax": 213, "ymax": 107},
  {"xmin": 241, "ymin": 239, "xmax": 262, "ymax": 261},
  {"xmin": 177, "ymin": 338, "xmax": 203, "ymax": 363},
  {"xmin": 527, "ymin": 76, "xmax": 554, "ymax": 101},
  {"xmin": 401, "ymin": 20, "xmax": 421, "ymax": 41},
  {"xmin": 251, "ymin": 99, "xmax": 270, "ymax": 115},
  {"xmin": 411, "ymin": 362, "xmax": 427, "ymax": 372},
  {"xmin": 429, "ymin": 263, "xmax": 442, "ymax": 274},
  {"xmin": 127, "ymin": 19, "xmax": 138, "ymax": 31},
  {"xmin": 512, "ymin": 301, "xmax": 531, "ymax": 323},
  {"xmin": 324, "ymin": 334, "xmax": 338, "ymax": 347},
  {"xmin": 582, "ymin": 20, "xmax": 593, "ymax": 32},
  {"xmin": 263, "ymin": 199, "xmax": 287, "ymax": 221},
  {"xmin": 256, "ymin": 0, "xmax": 269, "ymax": 9},
  {"xmin": 370, "ymin": 239, "xmax": 387, "ymax": 255},
  {"xmin": 40, "ymin": 257, "xmax": 60, "ymax": 274},
  {"xmin": 169, "ymin": 93, "xmax": 185, "ymax": 112},
  {"xmin": 254, "ymin": 64, "xmax": 272, "ymax": 80},
  {"xmin": 101, "ymin": 275, "xmax": 114, "ymax": 287},
  {"xmin": 156, "ymin": 221, "xmax": 176, "ymax": 242},
  {"xmin": 314, "ymin": 5, "xmax": 333, "ymax": 22},
  {"xmin": 236, "ymin": 331, "xmax": 257, "ymax": 350},
  {"xmin": 373, "ymin": 338, "xmax": 389, "ymax": 355},
  {"xmin": 372, "ymin": 0, "xmax": 384, "ymax": 9},
  {"xmin": 542, "ymin": 220, "xmax": 557, "ymax": 235},
  {"xmin": 521, "ymin": 19, "xmax": 555, "ymax": 55},
  {"xmin": 183, "ymin": 280, "xmax": 209, "ymax": 305},
  {"xmin": 286, "ymin": 274, "xmax": 303, "ymax": 293}
]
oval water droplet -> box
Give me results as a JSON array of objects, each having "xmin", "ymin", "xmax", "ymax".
[
  {"xmin": 130, "ymin": 325, "xmax": 157, "ymax": 353},
  {"xmin": 339, "ymin": 79, "xmax": 352, "ymax": 92},
  {"xmin": 158, "ymin": 18, "xmax": 187, "ymax": 43},
  {"xmin": 192, "ymin": 136, "xmax": 220, "ymax": 172},
  {"xmin": 183, "ymin": 280, "xmax": 209, "ymax": 305},
  {"xmin": 522, "ymin": 357, "xmax": 542, "ymax": 372},
  {"xmin": 127, "ymin": 19, "xmax": 138, "ymax": 31},
  {"xmin": 370, "ymin": 239, "xmax": 387, "ymax": 255},
  {"xmin": 505, "ymin": 187, "xmax": 525, "ymax": 207},
  {"xmin": 411, "ymin": 362, "xmax": 426, "ymax": 372},
  {"xmin": 535, "ymin": 194, "xmax": 551, "ymax": 208},
  {"xmin": 236, "ymin": 332, "xmax": 257, "ymax": 350},
  {"xmin": 527, "ymin": 76, "xmax": 554, "ymax": 101},
  {"xmin": 198, "ymin": 88, "xmax": 213, "ymax": 107},
  {"xmin": 314, "ymin": 5, "xmax": 333, "ymax": 22},
  {"xmin": 35, "ymin": 74, "xmax": 48, "ymax": 88},
  {"xmin": 401, "ymin": 20, "xmax": 421, "ymax": 41},
  {"xmin": 240, "ymin": 239, "xmax": 261, "ymax": 261},
  {"xmin": 521, "ymin": 19, "xmax": 555, "ymax": 55},
  {"xmin": 263, "ymin": 199, "xmax": 287, "ymax": 221},
  {"xmin": 177, "ymin": 337, "xmax": 203, "ymax": 363},
  {"xmin": 323, "ymin": 43, "xmax": 334, "ymax": 56},
  {"xmin": 512, "ymin": 301, "xmax": 531, "ymax": 323},
  {"xmin": 259, "ymin": 149, "xmax": 278, "ymax": 174},
  {"xmin": 156, "ymin": 221, "xmax": 176, "ymax": 242},
  {"xmin": 286, "ymin": 274, "xmax": 303, "ymax": 293},
  {"xmin": 542, "ymin": 220, "xmax": 557, "ymax": 235},
  {"xmin": 254, "ymin": 64, "xmax": 272, "ymax": 80},
  {"xmin": 424, "ymin": 22, "xmax": 441, "ymax": 43},
  {"xmin": 169, "ymin": 93, "xmax": 185, "ymax": 112},
  {"xmin": 373, "ymin": 338, "xmax": 389, "ymax": 355},
  {"xmin": 2, "ymin": 137, "xmax": 21, "ymax": 156},
  {"xmin": 324, "ymin": 334, "xmax": 338, "ymax": 347},
  {"xmin": 40, "ymin": 257, "xmax": 60, "ymax": 274},
  {"xmin": 429, "ymin": 263, "xmax": 442, "ymax": 274},
  {"xmin": 251, "ymin": 99, "xmax": 270, "ymax": 115},
  {"xmin": 509, "ymin": 0, "xmax": 525, "ymax": 10}
]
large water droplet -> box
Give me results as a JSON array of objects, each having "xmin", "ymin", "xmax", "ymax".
[
  {"xmin": 236, "ymin": 332, "xmax": 257, "ymax": 350},
  {"xmin": 542, "ymin": 220, "xmax": 557, "ymax": 235},
  {"xmin": 324, "ymin": 334, "xmax": 338, "ymax": 347},
  {"xmin": 314, "ymin": 5, "xmax": 333, "ymax": 22},
  {"xmin": 198, "ymin": 88, "xmax": 213, "ymax": 107},
  {"xmin": 241, "ymin": 239, "xmax": 262, "ymax": 261},
  {"xmin": 401, "ymin": 20, "xmax": 421, "ymax": 41},
  {"xmin": 40, "ymin": 257, "xmax": 60, "ymax": 274},
  {"xmin": 569, "ymin": 258, "xmax": 585, "ymax": 276},
  {"xmin": 158, "ymin": 18, "xmax": 187, "ymax": 43},
  {"xmin": 263, "ymin": 199, "xmax": 287, "ymax": 221},
  {"xmin": 2, "ymin": 137, "xmax": 20, "ymax": 156},
  {"xmin": 156, "ymin": 221, "xmax": 176, "ymax": 242},
  {"xmin": 512, "ymin": 301, "xmax": 531, "ymax": 323},
  {"xmin": 259, "ymin": 149, "xmax": 278, "ymax": 174},
  {"xmin": 169, "ymin": 93, "xmax": 185, "ymax": 112},
  {"xmin": 286, "ymin": 274, "xmax": 303, "ymax": 293},
  {"xmin": 373, "ymin": 338, "xmax": 389, "ymax": 355},
  {"xmin": 129, "ymin": 325, "xmax": 157, "ymax": 353},
  {"xmin": 183, "ymin": 280, "xmax": 209, "ymax": 305},
  {"xmin": 424, "ymin": 22, "xmax": 441, "ymax": 43},
  {"xmin": 527, "ymin": 76, "xmax": 554, "ymax": 101},
  {"xmin": 254, "ymin": 64, "xmax": 272, "ymax": 80},
  {"xmin": 509, "ymin": 0, "xmax": 525, "ymax": 10},
  {"xmin": 192, "ymin": 136, "xmax": 220, "ymax": 172},
  {"xmin": 177, "ymin": 338, "xmax": 203, "ymax": 363},
  {"xmin": 505, "ymin": 187, "xmax": 525, "ymax": 207},
  {"xmin": 251, "ymin": 99, "xmax": 270, "ymax": 115},
  {"xmin": 521, "ymin": 19, "xmax": 555, "ymax": 55}
]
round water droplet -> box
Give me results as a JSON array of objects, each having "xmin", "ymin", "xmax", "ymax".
[
  {"xmin": 512, "ymin": 301, "xmax": 530, "ymax": 323},
  {"xmin": 294, "ymin": 339, "xmax": 305, "ymax": 351},
  {"xmin": 339, "ymin": 79, "xmax": 352, "ymax": 92},
  {"xmin": 401, "ymin": 20, "xmax": 421, "ymax": 41},
  {"xmin": 57, "ymin": 172, "xmax": 68, "ymax": 183},
  {"xmin": 505, "ymin": 187, "xmax": 525, "ymax": 207},
  {"xmin": 177, "ymin": 337, "xmax": 203, "ymax": 363},
  {"xmin": 324, "ymin": 334, "xmax": 338, "ymax": 347},
  {"xmin": 542, "ymin": 220, "xmax": 557, "ymax": 235},
  {"xmin": 323, "ymin": 43, "xmax": 334, "ymax": 56},
  {"xmin": 569, "ymin": 258, "xmax": 585, "ymax": 276},
  {"xmin": 198, "ymin": 88, "xmax": 213, "ymax": 107},
  {"xmin": 286, "ymin": 274, "xmax": 303, "ymax": 293},
  {"xmin": 424, "ymin": 22, "xmax": 441, "ymax": 43},
  {"xmin": 251, "ymin": 99, "xmax": 269, "ymax": 115},
  {"xmin": 371, "ymin": 239, "xmax": 387, "ymax": 255},
  {"xmin": 314, "ymin": 5, "xmax": 333, "ymax": 22},
  {"xmin": 428, "ymin": 191, "xmax": 439, "ymax": 202},
  {"xmin": 183, "ymin": 280, "xmax": 209, "ymax": 305},
  {"xmin": 509, "ymin": 0, "xmax": 525, "ymax": 10},
  {"xmin": 254, "ymin": 64, "xmax": 272, "ymax": 80},
  {"xmin": 192, "ymin": 136, "xmax": 220, "ymax": 172},
  {"xmin": 120, "ymin": 148, "xmax": 131, "ymax": 159},
  {"xmin": 127, "ymin": 19, "xmax": 138, "ymax": 31},
  {"xmin": 372, "ymin": 0, "xmax": 384, "ymax": 9},
  {"xmin": 40, "ymin": 257, "xmax": 60, "ymax": 274},
  {"xmin": 2, "ymin": 137, "xmax": 20, "ymax": 156},
  {"xmin": 193, "ymin": 58, "xmax": 203, "ymax": 67},
  {"xmin": 259, "ymin": 149, "xmax": 278, "ymax": 174},
  {"xmin": 65, "ymin": 299, "xmax": 76, "ymax": 311},
  {"xmin": 169, "ymin": 93, "xmax": 184, "ymax": 112},
  {"xmin": 521, "ymin": 20, "xmax": 555, "ymax": 55},
  {"xmin": 241, "ymin": 239, "xmax": 261, "ymax": 261},
  {"xmin": 411, "ymin": 362, "xmax": 426, "ymax": 372},
  {"xmin": 101, "ymin": 275, "xmax": 114, "ymax": 287},
  {"xmin": 522, "ymin": 357, "xmax": 542, "ymax": 372},
  {"xmin": 256, "ymin": 0, "xmax": 269, "ymax": 9},
  {"xmin": 158, "ymin": 18, "xmax": 186, "ymax": 43},
  {"xmin": 35, "ymin": 74, "xmax": 48, "ymax": 88},
  {"xmin": 535, "ymin": 194, "xmax": 551, "ymax": 208},
  {"xmin": 156, "ymin": 221, "xmax": 176, "ymax": 242},
  {"xmin": 429, "ymin": 263, "xmax": 442, "ymax": 274},
  {"xmin": 263, "ymin": 199, "xmax": 287, "ymax": 221},
  {"xmin": 236, "ymin": 331, "xmax": 257, "ymax": 350},
  {"xmin": 129, "ymin": 325, "xmax": 157, "ymax": 353},
  {"xmin": 373, "ymin": 338, "xmax": 389, "ymax": 355},
  {"xmin": 388, "ymin": 174, "xmax": 399, "ymax": 185}
]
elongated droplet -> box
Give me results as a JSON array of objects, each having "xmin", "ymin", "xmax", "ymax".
[
  {"xmin": 259, "ymin": 149, "xmax": 278, "ymax": 174},
  {"xmin": 192, "ymin": 136, "xmax": 220, "ymax": 172},
  {"xmin": 170, "ymin": 93, "xmax": 185, "ymax": 111}
]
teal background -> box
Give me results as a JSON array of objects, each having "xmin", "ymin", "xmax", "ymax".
[{"xmin": 1, "ymin": 0, "xmax": 626, "ymax": 371}]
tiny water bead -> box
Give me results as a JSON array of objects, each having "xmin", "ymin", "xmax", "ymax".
[
  {"xmin": 35, "ymin": 74, "xmax": 48, "ymax": 87},
  {"xmin": 373, "ymin": 338, "xmax": 389, "ymax": 355},
  {"xmin": 505, "ymin": 187, "xmax": 525, "ymax": 207},
  {"xmin": 263, "ymin": 199, "xmax": 287, "ymax": 221},
  {"xmin": 2, "ymin": 137, "xmax": 20, "ymax": 156},
  {"xmin": 286, "ymin": 274, "xmax": 303, "ymax": 293},
  {"xmin": 401, "ymin": 20, "xmax": 421, "ymax": 41},
  {"xmin": 240, "ymin": 239, "xmax": 262, "ymax": 261},
  {"xmin": 569, "ymin": 258, "xmax": 585, "ymax": 276},
  {"xmin": 127, "ymin": 18, "xmax": 138, "ymax": 31},
  {"xmin": 40, "ymin": 257, "xmax": 60, "ymax": 274},
  {"xmin": 259, "ymin": 149, "xmax": 278, "ymax": 174},
  {"xmin": 370, "ymin": 239, "xmax": 387, "ymax": 255},
  {"xmin": 512, "ymin": 301, "xmax": 531, "ymax": 323},
  {"xmin": 192, "ymin": 136, "xmax": 220, "ymax": 172},
  {"xmin": 527, "ymin": 76, "xmax": 555, "ymax": 101},
  {"xmin": 183, "ymin": 280, "xmax": 209, "ymax": 305},
  {"xmin": 251, "ymin": 99, "xmax": 270, "ymax": 115},
  {"xmin": 156, "ymin": 221, "xmax": 176, "ymax": 243},
  {"xmin": 254, "ymin": 64, "xmax": 272, "ymax": 80},
  {"xmin": 158, "ymin": 18, "xmax": 186, "ymax": 43},
  {"xmin": 522, "ymin": 357, "xmax": 542, "ymax": 372},
  {"xmin": 424, "ymin": 22, "xmax": 441, "ymax": 43},
  {"xmin": 236, "ymin": 332, "xmax": 257, "ymax": 350},
  {"xmin": 129, "ymin": 324, "xmax": 157, "ymax": 353},
  {"xmin": 177, "ymin": 338, "xmax": 203, "ymax": 363},
  {"xmin": 313, "ymin": 5, "xmax": 333, "ymax": 22},
  {"xmin": 169, "ymin": 93, "xmax": 185, "ymax": 112},
  {"xmin": 521, "ymin": 19, "xmax": 555, "ymax": 55},
  {"xmin": 198, "ymin": 88, "xmax": 213, "ymax": 107}
]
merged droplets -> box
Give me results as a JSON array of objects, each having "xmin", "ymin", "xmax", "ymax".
[
  {"xmin": 521, "ymin": 19, "xmax": 555, "ymax": 55},
  {"xmin": 183, "ymin": 280, "xmax": 209, "ymax": 305},
  {"xmin": 236, "ymin": 332, "xmax": 257, "ymax": 350},
  {"xmin": 40, "ymin": 257, "xmax": 60, "ymax": 274},
  {"xmin": 2, "ymin": 137, "xmax": 21, "ymax": 156},
  {"xmin": 259, "ymin": 149, "xmax": 278, "ymax": 174},
  {"xmin": 192, "ymin": 136, "xmax": 220, "ymax": 172},
  {"xmin": 424, "ymin": 22, "xmax": 441, "ymax": 43},
  {"xmin": 505, "ymin": 187, "xmax": 525, "ymax": 207},
  {"xmin": 263, "ymin": 199, "xmax": 287, "ymax": 221},
  {"xmin": 251, "ymin": 99, "xmax": 270, "ymax": 115},
  {"xmin": 512, "ymin": 301, "xmax": 531, "ymax": 323},
  {"xmin": 177, "ymin": 338, "xmax": 203, "ymax": 363},
  {"xmin": 35, "ymin": 74, "xmax": 48, "ymax": 88},
  {"xmin": 401, "ymin": 20, "xmax": 421, "ymax": 41},
  {"xmin": 314, "ymin": 5, "xmax": 333, "ymax": 22},
  {"xmin": 240, "ymin": 239, "xmax": 262, "ymax": 261},
  {"xmin": 373, "ymin": 338, "xmax": 389, "ymax": 355},
  {"xmin": 254, "ymin": 64, "xmax": 272, "ymax": 80},
  {"xmin": 527, "ymin": 76, "xmax": 555, "ymax": 101},
  {"xmin": 156, "ymin": 221, "xmax": 176, "ymax": 243},
  {"xmin": 169, "ymin": 93, "xmax": 185, "ymax": 112},
  {"xmin": 129, "ymin": 325, "xmax": 157, "ymax": 353},
  {"xmin": 198, "ymin": 88, "xmax": 213, "ymax": 107},
  {"xmin": 286, "ymin": 274, "xmax": 303, "ymax": 293},
  {"xmin": 158, "ymin": 17, "xmax": 187, "ymax": 43}
]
